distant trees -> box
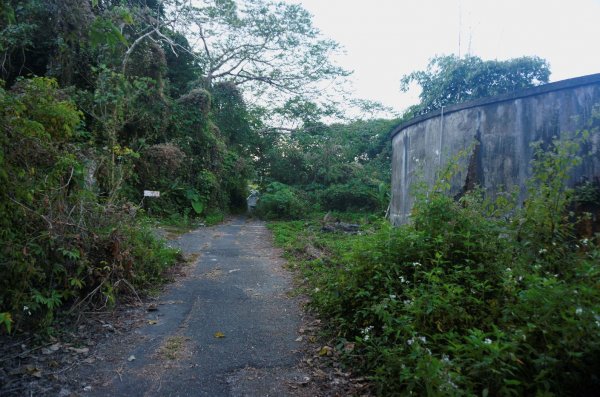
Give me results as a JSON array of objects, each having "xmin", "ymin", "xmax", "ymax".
[
  {"xmin": 256, "ymin": 117, "xmax": 400, "ymax": 215},
  {"xmin": 401, "ymin": 55, "xmax": 550, "ymax": 116}
]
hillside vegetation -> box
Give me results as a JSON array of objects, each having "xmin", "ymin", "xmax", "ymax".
[{"xmin": 0, "ymin": 0, "xmax": 351, "ymax": 333}]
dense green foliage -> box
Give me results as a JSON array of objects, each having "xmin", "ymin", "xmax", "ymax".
[
  {"xmin": 271, "ymin": 137, "xmax": 600, "ymax": 396},
  {"xmin": 0, "ymin": 0, "xmax": 353, "ymax": 333},
  {"xmin": 0, "ymin": 78, "xmax": 180, "ymax": 333},
  {"xmin": 257, "ymin": 117, "xmax": 399, "ymax": 217},
  {"xmin": 254, "ymin": 182, "xmax": 308, "ymax": 220},
  {"xmin": 401, "ymin": 55, "xmax": 550, "ymax": 116}
]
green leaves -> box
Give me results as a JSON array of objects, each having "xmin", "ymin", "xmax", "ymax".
[
  {"xmin": 89, "ymin": 5, "xmax": 133, "ymax": 49},
  {"xmin": 0, "ymin": 76, "xmax": 184, "ymax": 334},
  {"xmin": 191, "ymin": 200, "xmax": 204, "ymax": 215},
  {"xmin": 255, "ymin": 182, "xmax": 307, "ymax": 220},
  {"xmin": 89, "ymin": 17, "xmax": 129, "ymax": 49},
  {"xmin": 0, "ymin": 312, "xmax": 12, "ymax": 334},
  {"xmin": 185, "ymin": 189, "xmax": 205, "ymax": 215},
  {"xmin": 271, "ymin": 132, "xmax": 600, "ymax": 395},
  {"xmin": 32, "ymin": 289, "xmax": 63, "ymax": 311},
  {"xmin": 401, "ymin": 55, "xmax": 550, "ymax": 116}
]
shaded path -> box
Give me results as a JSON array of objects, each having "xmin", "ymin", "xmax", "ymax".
[{"xmin": 90, "ymin": 216, "xmax": 309, "ymax": 396}]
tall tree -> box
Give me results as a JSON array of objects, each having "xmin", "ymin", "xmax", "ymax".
[
  {"xmin": 181, "ymin": 0, "xmax": 350, "ymax": 105},
  {"xmin": 401, "ymin": 55, "xmax": 550, "ymax": 116}
]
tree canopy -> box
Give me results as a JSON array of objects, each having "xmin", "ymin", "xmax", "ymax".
[
  {"xmin": 185, "ymin": 0, "xmax": 350, "ymax": 96},
  {"xmin": 401, "ymin": 54, "xmax": 551, "ymax": 116}
]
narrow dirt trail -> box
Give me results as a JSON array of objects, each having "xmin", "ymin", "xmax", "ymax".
[{"xmin": 87, "ymin": 216, "xmax": 314, "ymax": 396}]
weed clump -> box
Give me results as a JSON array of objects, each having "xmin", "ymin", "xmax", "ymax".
[{"xmin": 279, "ymin": 136, "xmax": 600, "ymax": 396}]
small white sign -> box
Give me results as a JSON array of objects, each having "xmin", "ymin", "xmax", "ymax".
[{"xmin": 144, "ymin": 190, "xmax": 161, "ymax": 197}]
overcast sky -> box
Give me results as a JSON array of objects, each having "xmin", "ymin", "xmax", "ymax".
[{"xmin": 285, "ymin": 0, "xmax": 600, "ymax": 114}]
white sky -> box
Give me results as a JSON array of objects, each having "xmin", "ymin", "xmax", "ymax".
[{"xmin": 285, "ymin": 0, "xmax": 600, "ymax": 114}]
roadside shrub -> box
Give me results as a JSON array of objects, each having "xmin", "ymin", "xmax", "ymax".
[
  {"xmin": 289, "ymin": 135, "xmax": 600, "ymax": 396},
  {"xmin": 0, "ymin": 78, "xmax": 179, "ymax": 334},
  {"xmin": 255, "ymin": 182, "xmax": 309, "ymax": 220},
  {"xmin": 320, "ymin": 181, "xmax": 380, "ymax": 212}
]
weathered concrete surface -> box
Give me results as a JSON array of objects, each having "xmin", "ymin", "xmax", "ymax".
[{"xmin": 390, "ymin": 73, "xmax": 600, "ymax": 225}]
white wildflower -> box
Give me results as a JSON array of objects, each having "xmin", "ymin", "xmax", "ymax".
[
  {"xmin": 576, "ymin": 308, "xmax": 583, "ymax": 315},
  {"xmin": 581, "ymin": 238, "xmax": 589, "ymax": 246},
  {"xmin": 389, "ymin": 294, "xmax": 397, "ymax": 300},
  {"xmin": 407, "ymin": 338, "xmax": 414, "ymax": 346},
  {"xmin": 539, "ymin": 248, "xmax": 547, "ymax": 254},
  {"xmin": 484, "ymin": 338, "xmax": 492, "ymax": 345}
]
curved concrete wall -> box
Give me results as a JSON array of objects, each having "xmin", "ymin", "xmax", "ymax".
[{"xmin": 390, "ymin": 73, "xmax": 600, "ymax": 225}]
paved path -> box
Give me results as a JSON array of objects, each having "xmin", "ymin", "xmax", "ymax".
[{"xmin": 90, "ymin": 217, "xmax": 308, "ymax": 396}]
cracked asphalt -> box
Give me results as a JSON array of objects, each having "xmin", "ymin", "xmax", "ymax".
[{"xmin": 88, "ymin": 216, "xmax": 310, "ymax": 397}]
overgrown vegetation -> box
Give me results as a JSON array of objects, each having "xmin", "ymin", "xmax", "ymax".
[
  {"xmin": 5, "ymin": 3, "xmax": 594, "ymax": 395},
  {"xmin": 0, "ymin": 78, "xmax": 180, "ymax": 334},
  {"xmin": 271, "ymin": 136, "xmax": 600, "ymax": 396},
  {"xmin": 256, "ymin": 118, "xmax": 399, "ymax": 218},
  {"xmin": 0, "ymin": 0, "xmax": 351, "ymax": 333}
]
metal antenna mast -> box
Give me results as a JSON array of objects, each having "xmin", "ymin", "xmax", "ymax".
[{"xmin": 458, "ymin": 0, "xmax": 462, "ymax": 58}]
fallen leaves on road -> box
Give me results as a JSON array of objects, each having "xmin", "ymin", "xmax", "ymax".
[
  {"xmin": 41, "ymin": 343, "xmax": 61, "ymax": 355},
  {"xmin": 68, "ymin": 347, "xmax": 89, "ymax": 355},
  {"xmin": 214, "ymin": 331, "xmax": 225, "ymax": 338},
  {"xmin": 318, "ymin": 346, "xmax": 333, "ymax": 357},
  {"xmin": 24, "ymin": 365, "xmax": 42, "ymax": 378}
]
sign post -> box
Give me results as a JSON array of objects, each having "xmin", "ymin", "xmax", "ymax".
[
  {"xmin": 143, "ymin": 190, "xmax": 161, "ymax": 198},
  {"xmin": 143, "ymin": 190, "xmax": 161, "ymax": 216}
]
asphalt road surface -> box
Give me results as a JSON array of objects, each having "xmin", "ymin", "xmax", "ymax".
[{"xmin": 89, "ymin": 216, "xmax": 310, "ymax": 397}]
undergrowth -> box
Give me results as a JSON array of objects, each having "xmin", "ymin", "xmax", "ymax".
[
  {"xmin": 271, "ymin": 136, "xmax": 600, "ymax": 396},
  {"xmin": 0, "ymin": 78, "xmax": 181, "ymax": 335}
]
